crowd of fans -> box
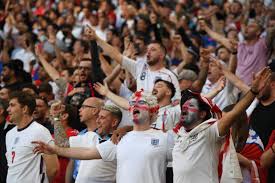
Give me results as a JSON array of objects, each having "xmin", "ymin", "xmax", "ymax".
[{"xmin": 0, "ymin": 0, "xmax": 275, "ymax": 183}]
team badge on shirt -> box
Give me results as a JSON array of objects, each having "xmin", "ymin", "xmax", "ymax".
[{"xmin": 151, "ymin": 138, "xmax": 159, "ymax": 146}]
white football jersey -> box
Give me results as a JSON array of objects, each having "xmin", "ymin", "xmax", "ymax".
[{"xmin": 6, "ymin": 121, "xmax": 53, "ymax": 183}]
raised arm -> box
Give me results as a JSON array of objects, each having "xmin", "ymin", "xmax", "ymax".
[
  {"xmin": 90, "ymin": 40, "xmax": 106, "ymax": 84},
  {"xmin": 103, "ymin": 64, "xmax": 123, "ymax": 94},
  {"xmin": 35, "ymin": 46, "xmax": 60, "ymax": 81},
  {"xmin": 93, "ymin": 82, "xmax": 130, "ymax": 110},
  {"xmin": 191, "ymin": 49, "xmax": 210, "ymax": 92},
  {"xmin": 33, "ymin": 141, "xmax": 101, "ymax": 160},
  {"xmin": 99, "ymin": 53, "xmax": 114, "ymax": 76},
  {"xmin": 218, "ymin": 67, "xmax": 271, "ymax": 136},
  {"xmin": 227, "ymin": 40, "xmax": 238, "ymax": 73},
  {"xmin": 199, "ymin": 20, "xmax": 236, "ymax": 52},
  {"xmin": 50, "ymin": 101, "xmax": 70, "ymax": 147},
  {"xmin": 203, "ymin": 76, "xmax": 225, "ymax": 99},
  {"xmin": 84, "ymin": 26, "xmax": 123, "ymax": 65},
  {"xmin": 213, "ymin": 59, "xmax": 250, "ymax": 94}
]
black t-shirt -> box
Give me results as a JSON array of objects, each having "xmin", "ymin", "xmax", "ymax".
[
  {"xmin": 250, "ymin": 101, "xmax": 275, "ymax": 147},
  {"xmin": 250, "ymin": 101, "xmax": 275, "ymax": 183},
  {"xmin": 0, "ymin": 122, "xmax": 15, "ymax": 183}
]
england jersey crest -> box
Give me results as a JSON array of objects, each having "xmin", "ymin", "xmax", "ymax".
[{"xmin": 151, "ymin": 138, "xmax": 159, "ymax": 146}]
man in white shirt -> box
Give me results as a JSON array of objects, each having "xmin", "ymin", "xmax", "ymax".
[
  {"xmin": 65, "ymin": 97, "xmax": 104, "ymax": 182},
  {"xmin": 173, "ymin": 67, "xmax": 271, "ymax": 183},
  {"xmin": 151, "ymin": 79, "xmax": 181, "ymax": 131},
  {"xmin": 69, "ymin": 100, "xmax": 121, "ymax": 183},
  {"xmin": 11, "ymin": 33, "xmax": 36, "ymax": 72},
  {"xmin": 6, "ymin": 91, "xmax": 58, "ymax": 183},
  {"xmin": 83, "ymin": 26, "xmax": 181, "ymax": 101},
  {"xmin": 33, "ymin": 91, "xmax": 174, "ymax": 183},
  {"xmin": 201, "ymin": 61, "xmax": 239, "ymax": 110}
]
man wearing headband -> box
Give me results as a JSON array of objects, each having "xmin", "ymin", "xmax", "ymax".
[{"xmin": 172, "ymin": 67, "xmax": 271, "ymax": 183}]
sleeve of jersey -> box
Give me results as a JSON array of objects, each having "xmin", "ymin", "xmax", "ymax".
[
  {"xmin": 121, "ymin": 56, "xmax": 137, "ymax": 78},
  {"xmin": 208, "ymin": 122, "xmax": 224, "ymax": 142},
  {"xmin": 96, "ymin": 140, "xmax": 117, "ymax": 161},
  {"xmin": 39, "ymin": 126, "xmax": 54, "ymax": 144}
]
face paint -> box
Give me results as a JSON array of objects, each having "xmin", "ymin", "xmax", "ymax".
[
  {"xmin": 181, "ymin": 98, "xmax": 200, "ymax": 127},
  {"xmin": 129, "ymin": 99, "xmax": 150, "ymax": 124}
]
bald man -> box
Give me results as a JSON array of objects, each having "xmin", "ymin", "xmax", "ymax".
[{"xmin": 66, "ymin": 97, "xmax": 104, "ymax": 182}]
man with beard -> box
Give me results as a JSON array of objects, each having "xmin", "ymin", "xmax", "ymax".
[
  {"xmin": 250, "ymin": 72, "xmax": 275, "ymax": 182},
  {"xmin": 84, "ymin": 26, "xmax": 181, "ymax": 101},
  {"xmin": 200, "ymin": 18, "xmax": 275, "ymax": 86},
  {"xmin": 35, "ymin": 40, "xmax": 105, "ymax": 109},
  {"xmin": 33, "ymin": 97, "xmax": 53, "ymax": 134},
  {"xmin": 33, "ymin": 91, "xmax": 174, "ymax": 183},
  {"xmin": 172, "ymin": 67, "xmax": 271, "ymax": 183},
  {"xmin": 93, "ymin": 79, "xmax": 181, "ymax": 131}
]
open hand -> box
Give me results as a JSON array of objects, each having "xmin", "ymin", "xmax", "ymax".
[
  {"xmin": 93, "ymin": 82, "xmax": 109, "ymax": 96},
  {"xmin": 32, "ymin": 141, "xmax": 56, "ymax": 155},
  {"xmin": 251, "ymin": 67, "xmax": 272, "ymax": 94},
  {"xmin": 216, "ymin": 76, "xmax": 226, "ymax": 92}
]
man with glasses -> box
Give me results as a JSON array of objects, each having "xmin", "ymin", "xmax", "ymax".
[
  {"xmin": 66, "ymin": 61, "xmax": 101, "ymax": 108},
  {"xmin": 33, "ymin": 91, "xmax": 174, "ymax": 183},
  {"xmin": 65, "ymin": 98, "xmax": 121, "ymax": 183}
]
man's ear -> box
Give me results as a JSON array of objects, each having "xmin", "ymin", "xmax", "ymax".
[
  {"xmin": 22, "ymin": 105, "xmax": 29, "ymax": 114},
  {"xmin": 112, "ymin": 119, "xmax": 119, "ymax": 128},
  {"xmin": 61, "ymin": 113, "xmax": 69, "ymax": 120},
  {"xmin": 166, "ymin": 89, "xmax": 171, "ymax": 97}
]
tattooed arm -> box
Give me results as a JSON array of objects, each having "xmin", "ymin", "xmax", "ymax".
[{"xmin": 53, "ymin": 118, "xmax": 70, "ymax": 147}]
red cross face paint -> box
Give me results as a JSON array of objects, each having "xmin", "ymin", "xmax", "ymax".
[
  {"xmin": 181, "ymin": 98, "xmax": 200, "ymax": 126},
  {"xmin": 129, "ymin": 90, "xmax": 159, "ymax": 125},
  {"xmin": 129, "ymin": 99, "xmax": 150, "ymax": 124}
]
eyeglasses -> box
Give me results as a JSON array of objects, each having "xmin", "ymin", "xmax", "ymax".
[
  {"xmin": 81, "ymin": 105, "xmax": 97, "ymax": 109},
  {"xmin": 129, "ymin": 100, "xmax": 148, "ymax": 106}
]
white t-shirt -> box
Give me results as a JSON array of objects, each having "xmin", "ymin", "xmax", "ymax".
[
  {"xmin": 173, "ymin": 121, "xmax": 224, "ymax": 183},
  {"xmin": 97, "ymin": 129, "xmax": 174, "ymax": 183},
  {"xmin": 5, "ymin": 121, "xmax": 52, "ymax": 183},
  {"xmin": 202, "ymin": 79, "xmax": 239, "ymax": 110},
  {"xmin": 122, "ymin": 56, "xmax": 181, "ymax": 101},
  {"xmin": 69, "ymin": 131, "xmax": 116, "ymax": 183},
  {"xmin": 151, "ymin": 104, "xmax": 181, "ymax": 131}
]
